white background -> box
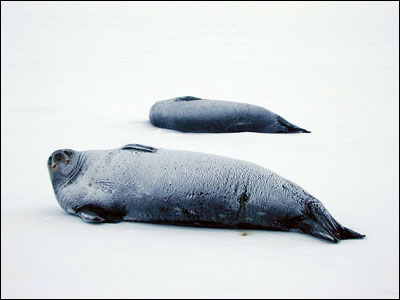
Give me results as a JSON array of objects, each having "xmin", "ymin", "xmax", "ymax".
[{"xmin": 1, "ymin": 1, "xmax": 399, "ymax": 298}]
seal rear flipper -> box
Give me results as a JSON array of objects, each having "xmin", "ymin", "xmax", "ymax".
[
  {"xmin": 307, "ymin": 202, "xmax": 366, "ymax": 240},
  {"xmin": 276, "ymin": 116, "xmax": 311, "ymax": 133},
  {"xmin": 121, "ymin": 144, "xmax": 157, "ymax": 153},
  {"xmin": 294, "ymin": 218, "xmax": 339, "ymax": 243},
  {"xmin": 337, "ymin": 226, "xmax": 366, "ymax": 240}
]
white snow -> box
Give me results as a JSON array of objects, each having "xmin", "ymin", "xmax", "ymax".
[{"xmin": 1, "ymin": 2, "xmax": 399, "ymax": 298}]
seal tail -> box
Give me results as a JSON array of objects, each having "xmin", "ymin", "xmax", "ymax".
[
  {"xmin": 276, "ymin": 116, "xmax": 311, "ymax": 133},
  {"xmin": 302, "ymin": 201, "xmax": 366, "ymax": 242}
]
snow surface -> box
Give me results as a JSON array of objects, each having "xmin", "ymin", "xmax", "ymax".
[{"xmin": 1, "ymin": 2, "xmax": 399, "ymax": 298}]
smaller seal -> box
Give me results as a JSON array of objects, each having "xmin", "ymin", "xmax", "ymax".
[{"xmin": 149, "ymin": 96, "xmax": 310, "ymax": 133}]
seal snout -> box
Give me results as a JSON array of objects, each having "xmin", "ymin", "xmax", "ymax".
[{"xmin": 49, "ymin": 150, "xmax": 71, "ymax": 169}]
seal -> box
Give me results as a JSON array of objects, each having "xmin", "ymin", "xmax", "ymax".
[
  {"xmin": 48, "ymin": 144, "xmax": 365, "ymax": 243},
  {"xmin": 149, "ymin": 96, "xmax": 310, "ymax": 133}
]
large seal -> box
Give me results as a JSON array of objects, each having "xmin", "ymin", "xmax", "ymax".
[
  {"xmin": 48, "ymin": 144, "xmax": 364, "ymax": 243},
  {"xmin": 149, "ymin": 96, "xmax": 310, "ymax": 133}
]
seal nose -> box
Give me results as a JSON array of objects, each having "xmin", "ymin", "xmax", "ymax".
[{"xmin": 51, "ymin": 150, "xmax": 71, "ymax": 168}]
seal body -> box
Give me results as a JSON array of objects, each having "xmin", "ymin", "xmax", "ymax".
[
  {"xmin": 149, "ymin": 96, "xmax": 310, "ymax": 133},
  {"xmin": 48, "ymin": 144, "xmax": 364, "ymax": 243}
]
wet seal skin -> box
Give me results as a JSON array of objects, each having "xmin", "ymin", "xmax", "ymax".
[
  {"xmin": 48, "ymin": 144, "xmax": 365, "ymax": 243},
  {"xmin": 149, "ymin": 96, "xmax": 310, "ymax": 133}
]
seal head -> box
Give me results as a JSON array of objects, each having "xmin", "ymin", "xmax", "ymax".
[{"xmin": 47, "ymin": 149, "xmax": 82, "ymax": 191}]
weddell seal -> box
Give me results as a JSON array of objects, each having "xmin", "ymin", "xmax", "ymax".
[
  {"xmin": 48, "ymin": 144, "xmax": 365, "ymax": 243},
  {"xmin": 149, "ymin": 96, "xmax": 310, "ymax": 133}
]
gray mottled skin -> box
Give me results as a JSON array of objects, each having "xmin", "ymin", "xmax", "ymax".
[
  {"xmin": 149, "ymin": 96, "xmax": 310, "ymax": 133},
  {"xmin": 48, "ymin": 144, "xmax": 365, "ymax": 243}
]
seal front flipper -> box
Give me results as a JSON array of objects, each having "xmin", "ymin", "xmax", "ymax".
[
  {"xmin": 121, "ymin": 144, "xmax": 158, "ymax": 153},
  {"xmin": 77, "ymin": 209, "xmax": 106, "ymax": 223},
  {"xmin": 76, "ymin": 203, "xmax": 126, "ymax": 223}
]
